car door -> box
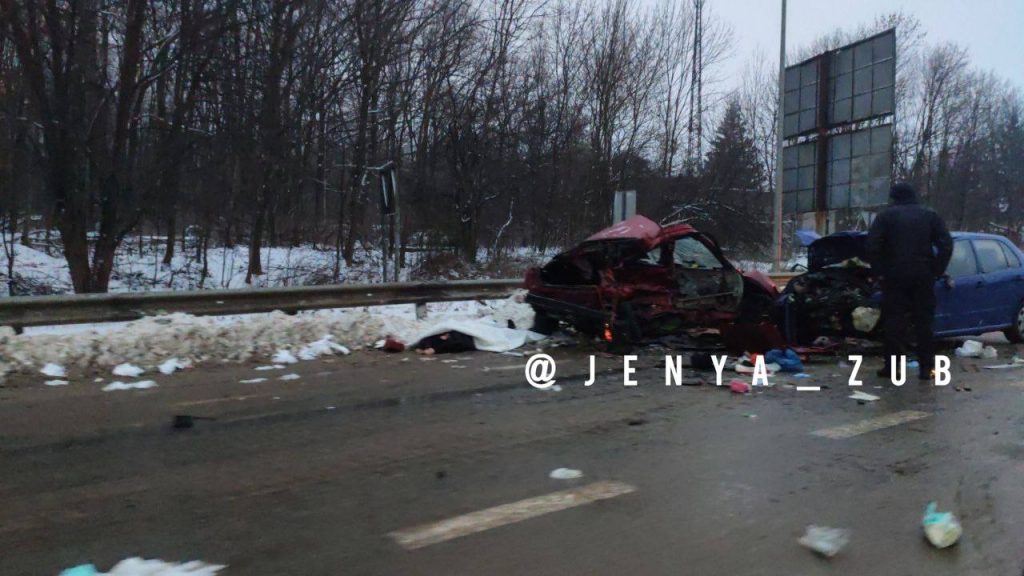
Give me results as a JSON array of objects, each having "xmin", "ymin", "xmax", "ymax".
[
  {"xmin": 935, "ymin": 239, "xmax": 984, "ymax": 334},
  {"xmin": 669, "ymin": 235, "xmax": 743, "ymax": 314},
  {"xmin": 972, "ymin": 238, "xmax": 1021, "ymax": 328}
]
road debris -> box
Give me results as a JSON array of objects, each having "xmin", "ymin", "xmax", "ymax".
[
  {"xmin": 954, "ymin": 340, "xmax": 984, "ymax": 358},
  {"xmin": 102, "ymin": 380, "xmax": 157, "ymax": 392},
  {"xmin": 798, "ymin": 525, "xmax": 850, "ymax": 557},
  {"xmin": 729, "ymin": 380, "xmax": 751, "ymax": 394},
  {"xmin": 255, "ymin": 364, "xmax": 286, "ymax": 371},
  {"xmin": 40, "ymin": 363, "xmax": 66, "ymax": 378},
  {"xmin": 849, "ymin": 391, "xmax": 880, "ymax": 402},
  {"xmin": 549, "ymin": 467, "xmax": 583, "ymax": 480},
  {"xmin": 765, "ymin": 348, "xmax": 804, "ymax": 373},
  {"xmin": 158, "ymin": 357, "xmax": 190, "ymax": 375},
  {"xmin": 112, "ymin": 363, "xmax": 145, "ymax": 378},
  {"xmin": 298, "ymin": 335, "xmax": 350, "ymax": 360},
  {"xmin": 922, "ymin": 502, "xmax": 962, "ymax": 548}
]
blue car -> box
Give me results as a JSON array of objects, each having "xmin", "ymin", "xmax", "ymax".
[{"xmin": 779, "ymin": 231, "xmax": 1024, "ymax": 344}]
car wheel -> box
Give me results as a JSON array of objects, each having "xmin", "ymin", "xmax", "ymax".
[
  {"xmin": 530, "ymin": 307, "xmax": 559, "ymax": 335},
  {"xmin": 1004, "ymin": 301, "xmax": 1024, "ymax": 344}
]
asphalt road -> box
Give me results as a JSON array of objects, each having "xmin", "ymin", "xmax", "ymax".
[{"xmin": 2, "ymin": 338, "xmax": 1023, "ymax": 575}]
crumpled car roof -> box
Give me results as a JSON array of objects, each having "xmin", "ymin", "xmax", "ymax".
[
  {"xmin": 586, "ymin": 215, "xmax": 661, "ymax": 242},
  {"xmin": 585, "ymin": 215, "xmax": 696, "ymax": 248}
]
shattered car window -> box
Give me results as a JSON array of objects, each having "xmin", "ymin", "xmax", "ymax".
[
  {"xmin": 673, "ymin": 237, "xmax": 723, "ymax": 269},
  {"xmin": 946, "ymin": 240, "xmax": 977, "ymax": 278},
  {"xmin": 636, "ymin": 247, "xmax": 663, "ymax": 266}
]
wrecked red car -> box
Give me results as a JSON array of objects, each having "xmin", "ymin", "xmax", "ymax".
[{"xmin": 524, "ymin": 215, "xmax": 779, "ymax": 342}]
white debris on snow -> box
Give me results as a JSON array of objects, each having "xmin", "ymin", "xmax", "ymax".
[
  {"xmin": 272, "ymin": 350, "xmax": 299, "ymax": 364},
  {"xmin": 102, "ymin": 380, "xmax": 158, "ymax": 392},
  {"xmin": 45, "ymin": 379, "xmax": 70, "ymax": 386},
  {"xmin": 158, "ymin": 357, "xmax": 191, "ymax": 375},
  {"xmin": 58, "ymin": 557, "xmax": 226, "ymax": 575},
  {"xmin": 112, "ymin": 363, "xmax": 145, "ymax": 378},
  {"xmin": 279, "ymin": 373, "xmax": 301, "ymax": 381},
  {"xmin": 40, "ymin": 363, "xmax": 67, "ymax": 378},
  {"xmin": 239, "ymin": 377, "xmax": 268, "ymax": 384},
  {"xmin": 0, "ymin": 295, "xmax": 534, "ymax": 380},
  {"xmin": 297, "ymin": 335, "xmax": 350, "ymax": 360}
]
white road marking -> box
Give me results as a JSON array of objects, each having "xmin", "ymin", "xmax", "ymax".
[
  {"xmin": 811, "ymin": 410, "xmax": 931, "ymax": 439},
  {"xmin": 388, "ymin": 480, "xmax": 636, "ymax": 550}
]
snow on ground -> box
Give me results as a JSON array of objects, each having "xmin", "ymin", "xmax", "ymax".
[
  {"xmin": 3, "ymin": 236, "xmax": 556, "ymax": 296},
  {"xmin": 0, "ymin": 295, "xmax": 534, "ymax": 382}
]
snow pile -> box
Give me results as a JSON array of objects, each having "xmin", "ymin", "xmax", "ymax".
[
  {"xmin": 112, "ymin": 363, "xmax": 146, "ymax": 377},
  {"xmin": 158, "ymin": 357, "xmax": 191, "ymax": 374},
  {"xmin": 0, "ymin": 294, "xmax": 534, "ymax": 380},
  {"xmin": 40, "ymin": 362, "xmax": 67, "ymax": 378}
]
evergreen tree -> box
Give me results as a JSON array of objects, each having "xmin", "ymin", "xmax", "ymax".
[{"xmin": 695, "ymin": 97, "xmax": 770, "ymax": 255}]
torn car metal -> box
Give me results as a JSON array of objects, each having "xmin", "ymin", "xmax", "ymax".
[{"xmin": 524, "ymin": 215, "xmax": 779, "ymax": 342}]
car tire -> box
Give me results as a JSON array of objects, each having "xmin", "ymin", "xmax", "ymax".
[
  {"xmin": 530, "ymin": 307, "xmax": 559, "ymax": 335},
  {"xmin": 1004, "ymin": 301, "xmax": 1024, "ymax": 344}
]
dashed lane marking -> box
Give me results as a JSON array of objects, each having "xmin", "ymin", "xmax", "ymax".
[
  {"xmin": 811, "ymin": 410, "xmax": 931, "ymax": 439},
  {"xmin": 388, "ymin": 480, "xmax": 636, "ymax": 550}
]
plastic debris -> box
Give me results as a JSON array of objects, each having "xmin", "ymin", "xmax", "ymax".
[
  {"xmin": 798, "ymin": 525, "xmax": 850, "ymax": 557},
  {"xmin": 158, "ymin": 358, "xmax": 190, "ymax": 375},
  {"xmin": 549, "ymin": 467, "xmax": 583, "ymax": 480},
  {"xmin": 45, "ymin": 379, "xmax": 70, "ymax": 386},
  {"xmin": 922, "ymin": 502, "xmax": 962, "ymax": 548},
  {"xmin": 298, "ymin": 335, "xmax": 350, "ymax": 360},
  {"xmin": 765, "ymin": 349, "xmax": 804, "ymax": 373},
  {"xmin": 112, "ymin": 363, "xmax": 145, "ymax": 378},
  {"xmin": 729, "ymin": 380, "xmax": 751, "ymax": 394},
  {"xmin": 102, "ymin": 380, "xmax": 157, "ymax": 392},
  {"xmin": 40, "ymin": 363, "xmax": 67, "ymax": 378},
  {"xmin": 954, "ymin": 340, "xmax": 984, "ymax": 358},
  {"xmin": 272, "ymin": 350, "xmax": 299, "ymax": 364},
  {"xmin": 852, "ymin": 306, "xmax": 881, "ymax": 333},
  {"xmin": 849, "ymin": 391, "xmax": 879, "ymax": 402}
]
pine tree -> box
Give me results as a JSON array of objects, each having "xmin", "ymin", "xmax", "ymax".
[{"xmin": 695, "ymin": 97, "xmax": 770, "ymax": 255}]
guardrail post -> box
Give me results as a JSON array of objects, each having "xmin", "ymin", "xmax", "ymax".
[{"xmin": 415, "ymin": 302, "xmax": 427, "ymax": 320}]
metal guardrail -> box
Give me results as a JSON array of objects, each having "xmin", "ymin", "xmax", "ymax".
[
  {"xmin": 0, "ymin": 279, "xmax": 524, "ymax": 330},
  {"xmin": 0, "ymin": 273, "xmax": 798, "ymax": 330}
]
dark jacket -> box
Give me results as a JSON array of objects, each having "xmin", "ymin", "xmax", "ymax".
[{"xmin": 866, "ymin": 188, "xmax": 953, "ymax": 280}]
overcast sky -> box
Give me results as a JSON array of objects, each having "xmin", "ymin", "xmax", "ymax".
[{"xmin": 713, "ymin": 0, "xmax": 1024, "ymax": 90}]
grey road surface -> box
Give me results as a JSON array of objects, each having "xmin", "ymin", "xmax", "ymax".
[{"xmin": 1, "ymin": 342, "xmax": 1022, "ymax": 575}]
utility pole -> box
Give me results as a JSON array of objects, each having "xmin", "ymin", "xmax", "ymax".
[{"xmin": 773, "ymin": 0, "xmax": 787, "ymax": 272}]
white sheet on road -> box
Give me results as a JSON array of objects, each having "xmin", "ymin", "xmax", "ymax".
[{"xmin": 412, "ymin": 319, "xmax": 545, "ymax": 353}]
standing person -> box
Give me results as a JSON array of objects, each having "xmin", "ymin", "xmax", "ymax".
[{"xmin": 866, "ymin": 182, "xmax": 953, "ymax": 380}]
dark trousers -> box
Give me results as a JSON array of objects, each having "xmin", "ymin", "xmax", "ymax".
[{"xmin": 882, "ymin": 276, "xmax": 936, "ymax": 374}]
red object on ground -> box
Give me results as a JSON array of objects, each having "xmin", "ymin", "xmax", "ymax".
[
  {"xmin": 383, "ymin": 337, "xmax": 405, "ymax": 353},
  {"xmin": 729, "ymin": 380, "xmax": 751, "ymax": 394}
]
